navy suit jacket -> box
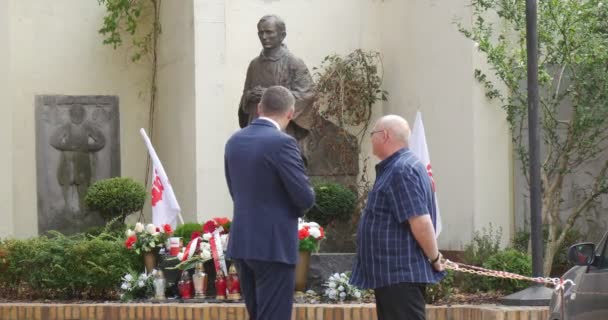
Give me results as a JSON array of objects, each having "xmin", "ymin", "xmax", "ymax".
[{"xmin": 224, "ymin": 118, "xmax": 315, "ymax": 265}]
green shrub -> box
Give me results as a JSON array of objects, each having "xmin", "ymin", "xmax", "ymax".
[
  {"xmin": 511, "ymin": 229, "xmax": 530, "ymax": 253},
  {"xmin": 306, "ymin": 181, "xmax": 356, "ymax": 227},
  {"xmin": 173, "ymin": 223, "xmax": 203, "ymax": 240},
  {"xmin": 0, "ymin": 232, "xmax": 142, "ymax": 300},
  {"xmin": 84, "ymin": 219, "xmax": 128, "ymax": 238},
  {"xmin": 85, "ymin": 177, "xmax": 146, "ymax": 223},
  {"xmin": 425, "ymin": 270, "xmax": 455, "ymax": 304},
  {"xmin": 510, "ymin": 225, "xmax": 581, "ymax": 276},
  {"xmin": 479, "ymin": 249, "xmax": 532, "ymax": 294},
  {"xmin": 460, "ymin": 224, "xmax": 503, "ymax": 293},
  {"xmin": 463, "ymin": 224, "xmax": 502, "ymax": 266}
]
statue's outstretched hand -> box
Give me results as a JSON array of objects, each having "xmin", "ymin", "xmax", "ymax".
[{"xmin": 247, "ymin": 86, "xmax": 265, "ymax": 102}]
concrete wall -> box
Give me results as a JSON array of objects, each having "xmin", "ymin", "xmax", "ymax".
[
  {"xmin": 0, "ymin": 0, "xmax": 14, "ymax": 238},
  {"xmin": 4, "ymin": 0, "xmax": 151, "ymax": 238},
  {"xmin": 471, "ymin": 51, "xmax": 513, "ymax": 247},
  {"xmin": 154, "ymin": 0, "xmax": 197, "ymax": 224},
  {"xmin": 193, "ymin": 0, "xmax": 230, "ymax": 224},
  {"xmin": 379, "ymin": 0, "xmax": 512, "ymax": 248}
]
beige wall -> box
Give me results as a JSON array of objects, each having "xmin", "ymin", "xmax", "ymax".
[
  {"xmin": 0, "ymin": 0, "xmax": 14, "ymax": 238},
  {"xmin": 379, "ymin": 0, "xmax": 512, "ymax": 248},
  {"xmin": 193, "ymin": 0, "xmax": 231, "ymax": 223},
  {"xmin": 154, "ymin": 0, "xmax": 197, "ymax": 224},
  {"xmin": 471, "ymin": 52, "xmax": 513, "ymax": 247},
  {"xmin": 5, "ymin": 0, "xmax": 151, "ymax": 238}
]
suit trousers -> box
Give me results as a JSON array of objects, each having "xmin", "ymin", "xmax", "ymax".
[
  {"xmin": 374, "ymin": 282, "xmax": 427, "ymax": 320},
  {"xmin": 235, "ymin": 259, "xmax": 295, "ymax": 320}
]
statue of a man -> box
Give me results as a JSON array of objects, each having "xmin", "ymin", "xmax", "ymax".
[
  {"xmin": 50, "ymin": 105, "xmax": 105, "ymax": 214},
  {"xmin": 238, "ymin": 15, "xmax": 315, "ymax": 141}
]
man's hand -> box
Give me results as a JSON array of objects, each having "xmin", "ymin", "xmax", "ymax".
[
  {"xmin": 408, "ymin": 214, "xmax": 444, "ymax": 272},
  {"xmin": 432, "ymin": 260, "xmax": 445, "ymax": 272}
]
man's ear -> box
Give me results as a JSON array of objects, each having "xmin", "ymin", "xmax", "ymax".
[
  {"xmin": 286, "ymin": 107, "xmax": 294, "ymax": 120},
  {"xmin": 280, "ymin": 31, "xmax": 287, "ymax": 42}
]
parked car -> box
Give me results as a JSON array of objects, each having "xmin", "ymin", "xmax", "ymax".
[{"xmin": 548, "ymin": 231, "xmax": 608, "ymax": 320}]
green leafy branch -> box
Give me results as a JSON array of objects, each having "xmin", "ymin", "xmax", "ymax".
[{"xmin": 458, "ymin": 0, "xmax": 608, "ymax": 276}]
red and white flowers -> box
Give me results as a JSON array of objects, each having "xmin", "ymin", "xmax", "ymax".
[
  {"xmin": 124, "ymin": 222, "xmax": 173, "ymax": 254},
  {"xmin": 298, "ymin": 218, "xmax": 325, "ymax": 252},
  {"xmin": 173, "ymin": 217, "xmax": 231, "ymax": 270}
]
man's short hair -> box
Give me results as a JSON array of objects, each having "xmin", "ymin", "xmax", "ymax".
[
  {"xmin": 258, "ymin": 15, "xmax": 286, "ymax": 34},
  {"xmin": 260, "ymin": 86, "xmax": 295, "ymax": 116}
]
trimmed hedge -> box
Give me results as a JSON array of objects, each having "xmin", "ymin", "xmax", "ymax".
[
  {"xmin": 85, "ymin": 177, "xmax": 146, "ymax": 223},
  {"xmin": 306, "ymin": 181, "xmax": 356, "ymax": 227},
  {"xmin": 0, "ymin": 232, "xmax": 142, "ymax": 300}
]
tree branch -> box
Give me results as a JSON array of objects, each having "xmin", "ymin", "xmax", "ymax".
[{"xmin": 558, "ymin": 158, "xmax": 608, "ymax": 245}]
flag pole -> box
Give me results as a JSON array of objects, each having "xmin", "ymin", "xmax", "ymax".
[{"xmin": 177, "ymin": 211, "xmax": 185, "ymax": 225}]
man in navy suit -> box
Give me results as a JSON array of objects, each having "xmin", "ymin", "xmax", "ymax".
[{"xmin": 225, "ymin": 85, "xmax": 315, "ymax": 320}]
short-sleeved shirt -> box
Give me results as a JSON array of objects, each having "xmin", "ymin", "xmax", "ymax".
[{"xmin": 350, "ymin": 148, "xmax": 444, "ymax": 289}]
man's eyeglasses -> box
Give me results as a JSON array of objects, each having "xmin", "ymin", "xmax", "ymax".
[{"xmin": 370, "ymin": 130, "xmax": 384, "ymax": 137}]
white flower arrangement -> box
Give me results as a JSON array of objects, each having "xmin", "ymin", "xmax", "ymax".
[
  {"xmin": 118, "ymin": 270, "xmax": 155, "ymax": 301},
  {"xmin": 323, "ymin": 272, "xmax": 362, "ymax": 302}
]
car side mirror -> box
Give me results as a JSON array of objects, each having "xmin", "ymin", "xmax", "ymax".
[{"xmin": 568, "ymin": 242, "xmax": 595, "ymax": 266}]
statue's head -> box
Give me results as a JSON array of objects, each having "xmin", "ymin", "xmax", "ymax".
[
  {"xmin": 69, "ymin": 105, "xmax": 86, "ymax": 124},
  {"xmin": 257, "ymin": 15, "xmax": 286, "ymax": 50}
]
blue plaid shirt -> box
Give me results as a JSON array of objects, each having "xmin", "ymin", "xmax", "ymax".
[{"xmin": 350, "ymin": 148, "xmax": 444, "ymax": 289}]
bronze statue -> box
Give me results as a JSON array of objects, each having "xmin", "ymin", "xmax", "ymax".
[
  {"xmin": 238, "ymin": 14, "xmax": 315, "ymax": 142},
  {"xmin": 238, "ymin": 15, "xmax": 359, "ymax": 179}
]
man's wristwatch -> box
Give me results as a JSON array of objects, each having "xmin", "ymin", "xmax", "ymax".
[{"xmin": 429, "ymin": 252, "xmax": 442, "ymax": 264}]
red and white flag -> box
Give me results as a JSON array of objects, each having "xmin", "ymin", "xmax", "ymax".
[
  {"xmin": 410, "ymin": 112, "xmax": 443, "ymax": 237},
  {"xmin": 140, "ymin": 128, "xmax": 183, "ymax": 229}
]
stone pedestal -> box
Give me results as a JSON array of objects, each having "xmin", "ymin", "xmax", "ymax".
[{"xmin": 306, "ymin": 253, "xmax": 355, "ymax": 293}]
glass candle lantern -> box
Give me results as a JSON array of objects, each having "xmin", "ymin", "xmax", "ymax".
[
  {"xmin": 153, "ymin": 270, "xmax": 166, "ymax": 300},
  {"xmin": 192, "ymin": 262, "xmax": 208, "ymax": 298},
  {"xmin": 178, "ymin": 270, "xmax": 194, "ymax": 299}
]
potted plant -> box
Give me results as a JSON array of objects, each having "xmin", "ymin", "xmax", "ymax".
[{"xmin": 295, "ymin": 219, "xmax": 325, "ymax": 291}]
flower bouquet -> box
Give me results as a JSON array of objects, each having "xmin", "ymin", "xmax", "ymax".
[
  {"xmin": 172, "ymin": 217, "xmax": 231, "ymax": 270},
  {"xmin": 298, "ymin": 219, "xmax": 325, "ymax": 252},
  {"xmin": 323, "ymin": 272, "xmax": 361, "ymax": 302},
  {"xmin": 202, "ymin": 217, "xmax": 231, "ymax": 236},
  {"xmin": 118, "ymin": 270, "xmax": 155, "ymax": 301},
  {"xmin": 124, "ymin": 222, "xmax": 173, "ymax": 255}
]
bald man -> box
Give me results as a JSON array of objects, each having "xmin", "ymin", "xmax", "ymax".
[{"xmin": 350, "ymin": 115, "xmax": 445, "ymax": 320}]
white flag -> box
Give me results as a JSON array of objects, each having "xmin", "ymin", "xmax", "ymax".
[
  {"xmin": 140, "ymin": 128, "xmax": 182, "ymax": 229},
  {"xmin": 410, "ymin": 112, "xmax": 442, "ymax": 237}
]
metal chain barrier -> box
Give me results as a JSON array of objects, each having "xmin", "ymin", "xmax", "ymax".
[
  {"xmin": 441, "ymin": 258, "xmax": 575, "ymax": 290},
  {"xmin": 440, "ymin": 257, "xmax": 576, "ymax": 319}
]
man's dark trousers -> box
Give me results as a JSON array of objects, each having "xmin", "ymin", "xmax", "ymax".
[
  {"xmin": 374, "ymin": 282, "xmax": 427, "ymax": 320},
  {"xmin": 235, "ymin": 259, "xmax": 295, "ymax": 320}
]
